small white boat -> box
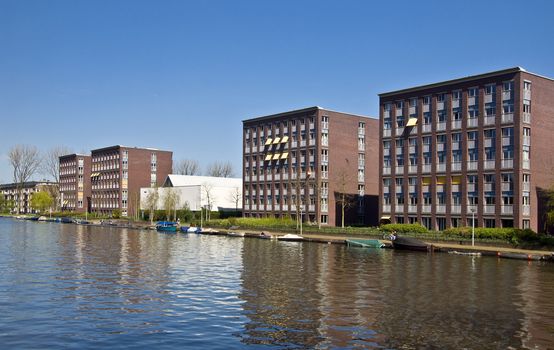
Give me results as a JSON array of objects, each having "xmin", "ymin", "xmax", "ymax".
[
  {"xmin": 227, "ymin": 232, "xmax": 245, "ymax": 237},
  {"xmin": 277, "ymin": 234, "xmax": 304, "ymax": 242}
]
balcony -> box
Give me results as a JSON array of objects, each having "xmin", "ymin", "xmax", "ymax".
[
  {"xmin": 502, "ymin": 113, "xmax": 514, "ymax": 124},
  {"xmin": 501, "ymin": 159, "xmax": 513, "ymax": 169},
  {"xmin": 321, "ymin": 204, "xmax": 328, "ymax": 212},
  {"xmin": 484, "ymin": 160, "xmax": 496, "ymax": 170},
  {"xmin": 502, "ymin": 137, "xmax": 513, "ymax": 146},
  {"xmin": 395, "ymin": 166, "xmax": 404, "ymax": 174},
  {"xmin": 467, "ymin": 161, "xmax": 478, "ymax": 171},
  {"xmin": 382, "ymin": 205, "xmax": 391, "ymax": 213},
  {"xmin": 436, "ymin": 163, "xmax": 446, "ymax": 172},
  {"xmin": 501, "ymin": 205, "xmax": 513, "ymax": 215},
  {"xmin": 408, "ymin": 165, "xmax": 418, "ymax": 174},
  {"xmin": 523, "ymin": 205, "xmax": 530, "ymax": 216},
  {"xmin": 484, "ymin": 183, "xmax": 494, "ymax": 192},
  {"xmin": 383, "ymin": 186, "xmax": 390, "ymax": 194},
  {"xmin": 484, "ymin": 94, "xmax": 494, "ymax": 104},
  {"xmin": 484, "ymin": 138, "xmax": 494, "ymax": 147},
  {"xmin": 383, "ymin": 148, "xmax": 390, "ymax": 156},
  {"xmin": 451, "ymin": 162, "xmax": 462, "ymax": 172},
  {"xmin": 437, "ymin": 101, "xmax": 445, "ymax": 110},
  {"xmin": 451, "ymin": 205, "xmax": 462, "ymax": 214},
  {"xmin": 501, "ymin": 182, "xmax": 513, "ymax": 192},
  {"xmin": 396, "ymin": 127, "xmax": 405, "ymax": 135},
  {"xmin": 524, "ymin": 90, "xmax": 532, "ymax": 100},
  {"xmin": 468, "ymin": 97, "xmax": 476, "ymax": 106},
  {"xmin": 452, "ymin": 142, "xmax": 460, "ymax": 151},
  {"xmin": 467, "ymin": 118, "xmax": 478, "ymax": 128},
  {"xmin": 523, "ymin": 135, "xmax": 531, "ymax": 146},
  {"xmin": 437, "ymin": 143, "xmax": 445, "ymax": 152},
  {"xmin": 408, "ymin": 205, "xmax": 417, "ymax": 213},
  {"xmin": 523, "ymin": 112, "xmax": 531, "ymax": 124},
  {"xmin": 422, "ymin": 164, "xmax": 431, "ymax": 173},
  {"xmin": 484, "ymin": 205, "xmax": 495, "ymax": 214},
  {"xmin": 422, "ymin": 124, "xmax": 431, "ymax": 133},
  {"xmin": 452, "ymin": 99, "xmax": 460, "ymax": 108},
  {"xmin": 484, "ymin": 116, "xmax": 496, "ymax": 125},
  {"xmin": 468, "ymin": 140, "xmax": 476, "ymax": 149},
  {"xmin": 395, "ymin": 205, "xmax": 404, "ymax": 212},
  {"xmin": 422, "ymin": 205, "xmax": 431, "ymax": 213},
  {"xmin": 436, "ymin": 205, "xmax": 446, "ymax": 214},
  {"xmin": 383, "ymin": 167, "xmax": 391, "ymax": 175},
  {"xmin": 502, "ymin": 91, "xmax": 513, "ymax": 101},
  {"xmin": 383, "ymin": 129, "xmax": 391, "ymax": 137},
  {"xmin": 523, "ymin": 159, "xmax": 530, "ymax": 169},
  {"xmin": 436, "ymin": 122, "xmax": 445, "ymax": 131},
  {"xmin": 523, "ymin": 182, "xmax": 530, "ymax": 192}
]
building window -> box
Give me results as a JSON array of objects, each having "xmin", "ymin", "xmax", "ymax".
[
  {"xmin": 503, "ymin": 81, "xmax": 514, "ymax": 91},
  {"xmin": 452, "ymin": 90, "xmax": 461, "ymax": 100},
  {"xmin": 524, "ymin": 81, "xmax": 531, "ymax": 91},
  {"xmin": 485, "ymin": 84, "xmax": 496, "ymax": 95},
  {"xmin": 468, "ymin": 87, "xmax": 478, "ymax": 97},
  {"xmin": 437, "ymin": 93, "xmax": 445, "ymax": 102},
  {"xmin": 320, "ymin": 215, "xmax": 328, "ymax": 224}
]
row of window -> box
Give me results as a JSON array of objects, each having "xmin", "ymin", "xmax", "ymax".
[{"xmin": 384, "ymin": 81, "xmax": 526, "ymax": 111}]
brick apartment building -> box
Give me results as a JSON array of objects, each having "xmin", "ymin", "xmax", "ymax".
[
  {"xmin": 243, "ymin": 107, "xmax": 379, "ymax": 227},
  {"xmin": 59, "ymin": 154, "xmax": 91, "ymax": 213},
  {"xmin": 90, "ymin": 145, "xmax": 172, "ymax": 217},
  {"xmin": 379, "ymin": 67, "xmax": 554, "ymax": 232}
]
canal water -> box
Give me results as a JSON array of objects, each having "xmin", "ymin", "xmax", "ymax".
[{"xmin": 0, "ymin": 218, "xmax": 553, "ymax": 349}]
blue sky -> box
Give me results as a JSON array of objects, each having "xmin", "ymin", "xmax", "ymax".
[{"xmin": 1, "ymin": 0, "xmax": 553, "ymax": 183}]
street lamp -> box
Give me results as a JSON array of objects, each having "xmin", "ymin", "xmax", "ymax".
[{"xmin": 471, "ymin": 208, "xmax": 476, "ymax": 247}]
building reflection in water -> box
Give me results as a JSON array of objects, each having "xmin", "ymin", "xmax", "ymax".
[{"xmin": 239, "ymin": 239, "xmax": 554, "ymax": 349}]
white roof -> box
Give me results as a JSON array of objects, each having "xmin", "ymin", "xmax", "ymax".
[{"xmin": 164, "ymin": 174, "xmax": 242, "ymax": 188}]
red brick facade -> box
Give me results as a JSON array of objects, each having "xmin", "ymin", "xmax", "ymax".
[
  {"xmin": 243, "ymin": 107, "xmax": 379, "ymax": 227},
  {"xmin": 59, "ymin": 154, "xmax": 91, "ymax": 213},
  {"xmin": 379, "ymin": 67, "xmax": 554, "ymax": 232}
]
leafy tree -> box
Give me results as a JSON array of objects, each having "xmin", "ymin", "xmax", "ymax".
[
  {"xmin": 142, "ymin": 187, "xmax": 159, "ymax": 224},
  {"xmin": 30, "ymin": 191, "xmax": 53, "ymax": 214}
]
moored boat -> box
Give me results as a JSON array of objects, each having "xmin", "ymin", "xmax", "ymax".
[
  {"xmin": 391, "ymin": 235, "xmax": 431, "ymax": 251},
  {"xmin": 179, "ymin": 226, "xmax": 190, "ymax": 233},
  {"xmin": 227, "ymin": 231, "xmax": 245, "ymax": 237},
  {"xmin": 277, "ymin": 234, "xmax": 304, "ymax": 242},
  {"xmin": 60, "ymin": 217, "xmax": 74, "ymax": 224},
  {"xmin": 346, "ymin": 239, "xmax": 384, "ymax": 248},
  {"xmin": 156, "ymin": 221, "xmax": 178, "ymax": 232},
  {"xmin": 259, "ymin": 232, "xmax": 273, "ymax": 239}
]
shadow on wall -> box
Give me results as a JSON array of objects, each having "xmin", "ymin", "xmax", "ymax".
[{"xmin": 334, "ymin": 193, "xmax": 378, "ymax": 227}]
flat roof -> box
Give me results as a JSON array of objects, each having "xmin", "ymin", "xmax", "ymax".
[
  {"xmin": 59, "ymin": 153, "xmax": 90, "ymax": 159},
  {"xmin": 91, "ymin": 145, "xmax": 172, "ymax": 153},
  {"xmin": 243, "ymin": 106, "xmax": 375, "ymax": 123},
  {"xmin": 379, "ymin": 66, "xmax": 554, "ymax": 97}
]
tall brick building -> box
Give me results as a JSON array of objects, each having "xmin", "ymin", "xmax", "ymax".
[
  {"xmin": 90, "ymin": 145, "xmax": 172, "ymax": 217},
  {"xmin": 59, "ymin": 154, "xmax": 91, "ymax": 212},
  {"xmin": 243, "ymin": 107, "xmax": 379, "ymax": 227},
  {"xmin": 379, "ymin": 67, "xmax": 554, "ymax": 232}
]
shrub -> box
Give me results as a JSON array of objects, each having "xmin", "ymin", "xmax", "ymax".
[{"xmin": 380, "ymin": 223, "xmax": 428, "ymax": 234}]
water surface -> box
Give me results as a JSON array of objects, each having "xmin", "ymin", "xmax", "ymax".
[{"xmin": 0, "ymin": 218, "xmax": 553, "ymax": 349}]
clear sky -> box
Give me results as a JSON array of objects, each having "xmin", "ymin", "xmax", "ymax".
[{"xmin": 1, "ymin": 0, "xmax": 553, "ymax": 183}]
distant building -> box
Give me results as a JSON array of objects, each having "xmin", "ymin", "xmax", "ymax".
[
  {"xmin": 0, "ymin": 181, "xmax": 58, "ymax": 214},
  {"xmin": 379, "ymin": 67, "xmax": 554, "ymax": 232},
  {"xmin": 140, "ymin": 174, "xmax": 242, "ymax": 212},
  {"xmin": 90, "ymin": 145, "xmax": 172, "ymax": 217},
  {"xmin": 242, "ymin": 106, "xmax": 379, "ymax": 227},
  {"xmin": 59, "ymin": 154, "xmax": 91, "ymax": 213}
]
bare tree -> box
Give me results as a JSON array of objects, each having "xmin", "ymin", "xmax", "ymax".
[
  {"xmin": 228, "ymin": 186, "xmax": 242, "ymax": 212},
  {"xmin": 8, "ymin": 145, "xmax": 42, "ymax": 214},
  {"xmin": 174, "ymin": 159, "xmax": 200, "ymax": 175},
  {"xmin": 206, "ymin": 161, "xmax": 234, "ymax": 178},
  {"xmin": 142, "ymin": 188, "xmax": 159, "ymax": 224},
  {"xmin": 41, "ymin": 145, "xmax": 72, "ymax": 211},
  {"xmin": 334, "ymin": 161, "xmax": 356, "ymax": 228},
  {"xmin": 202, "ymin": 182, "xmax": 215, "ymax": 221},
  {"xmin": 162, "ymin": 188, "xmax": 179, "ymax": 221},
  {"xmin": 42, "ymin": 145, "xmax": 72, "ymax": 182}
]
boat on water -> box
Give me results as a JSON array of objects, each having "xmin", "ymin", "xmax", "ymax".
[
  {"xmin": 156, "ymin": 221, "xmax": 178, "ymax": 232},
  {"xmin": 346, "ymin": 239, "xmax": 384, "ymax": 248},
  {"xmin": 24, "ymin": 216, "xmax": 40, "ymax": 221},
  {"xmin": 227, "ymin": 231, "xmax": 245, "ymax": 237},
  {"xmin": 259, "ymin": 232, "xmax": 273, "ymax": 240},
  {"xmin": 60, "ymin": 217, "xmax": 74, "ymax": 224},
  {"xmin": 390, "ymin": 234, "xmax": 431, "ymax": 252},
  {"xmin": 277, "ymin": 234, "xmax": 304, "ymax": 242}
]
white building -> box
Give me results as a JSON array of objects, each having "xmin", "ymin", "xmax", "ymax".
[{"xmin": 140, "ymin": 175, "xmax": 242, "ymax": 212}]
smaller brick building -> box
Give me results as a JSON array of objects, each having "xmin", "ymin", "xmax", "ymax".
[
  {"xmin": 90, "ymin": 145, "xmax": 172, "ymax": 218},
  {"xmin": 59, "ymin": 154, "xmax": 91, "ymax": 213}
]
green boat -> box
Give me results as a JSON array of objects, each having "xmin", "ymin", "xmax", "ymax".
[{"xmin": 345, "ymin": 239, "xmax": 384, "ymax": 248}]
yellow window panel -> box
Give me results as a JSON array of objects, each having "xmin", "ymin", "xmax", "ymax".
[
  {"xmin": 265, "ymin": 138, "xmax": 273, "ymax": 145},
  {"xmin": 273, "ymin": 137, "xmax": 281, "ymax": 144},
  {"xmin": 280, "ymin": 152, "xmax": 289, "ymax": 160},
  {"xmin": 422, "ymin": 177, "xmax": 431, "ymax": 185},
  {"xmin": 265, "ymin": 154, "xmax": 272, "ymax": 161},
  {"xmin": 380, "ymin": 216, "xmax": 391, "ymax": 220},
  {"xmin": 436, "ymin": 176, "xmax": 446, "ymax": 185},
  {"xmin": 281, "ymin": 136, "xmax": 289, "ymax": 143},
  {"xmin": 273, "ymin": 153, "xmax": 281, "ymax": 160},
  {"xmin": 406, "ymin": 118, "xmax": 418, "ymax": 127},
  {"xmin": 452, "ymin": 176, "xmax": 461, "ymax": 184}
]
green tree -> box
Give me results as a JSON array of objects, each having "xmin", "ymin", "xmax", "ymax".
[{"xmin": 30, "ymin": 191, "xmax": 53, "ymax": 214}]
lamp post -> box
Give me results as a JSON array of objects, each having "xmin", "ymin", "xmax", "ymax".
[{"xmin": 471, "ymin": 208, "xmax": 476, "ymax": 247}]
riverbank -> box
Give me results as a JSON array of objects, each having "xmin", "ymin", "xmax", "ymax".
[{"xmin": 3, "ymin": 215, "xmax": 553, "ymax": 262}]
